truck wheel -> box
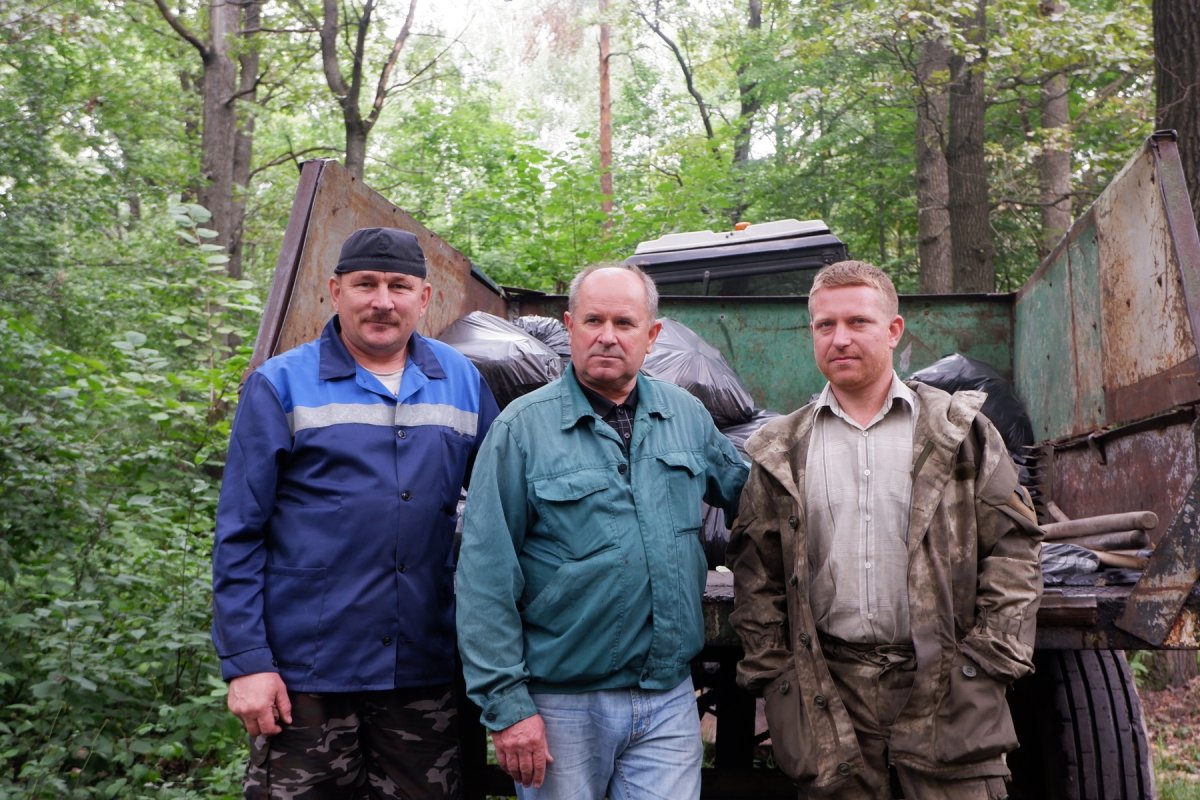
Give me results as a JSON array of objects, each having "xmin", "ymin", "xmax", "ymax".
[{"xmin": 1007, "ymin": 649, "xmax": 1156, "ymax": 800}]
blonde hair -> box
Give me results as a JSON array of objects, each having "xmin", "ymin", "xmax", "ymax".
[{"xmin": 809, "ymin": 260, "xmax": 899, "ymax": 317}]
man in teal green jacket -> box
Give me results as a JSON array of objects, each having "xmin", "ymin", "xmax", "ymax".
[{"xmin": 456, "ymin": 264, "xmax": 747, "ymax": 800}]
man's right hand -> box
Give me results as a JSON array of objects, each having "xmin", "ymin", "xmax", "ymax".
[
  {"xmin": 227, "ymin": 672, "xmax": 293, "ymax": 736},
  {"xmin": 491, "ymin": 713, "xmax": 554, "ymax": 788}
]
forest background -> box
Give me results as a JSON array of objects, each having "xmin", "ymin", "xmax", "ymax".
[{"xmin": 2, "ymin": 0, "xmax": 1198, "ymax": 797}]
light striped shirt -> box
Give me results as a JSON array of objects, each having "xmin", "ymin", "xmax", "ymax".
[{"xmin": 806, "ymin": 374, "xmax": 918, "ymax": 644}]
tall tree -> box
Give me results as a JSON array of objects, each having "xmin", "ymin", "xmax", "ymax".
[
  {"xmin": 153, "ymin": 0, "xmax": 261, "ymax": 278},
  {"xmin": 294, "ymin": 0, "xmax": 422, "ymax": 179},
  {"xmin": 1036, "ymin": 0, "xmax": 1073, "ymax": 257},
  {"xmin": 1153, "ymin": 0, "xmax": 1200, "ymax": 224},
  {"xmin": 946, "ymin": 0, "xmax": 993, "ymax": 291},
  {"xmin": 915, "ymin": 36, "xmax": 953, "ymax": 292}
]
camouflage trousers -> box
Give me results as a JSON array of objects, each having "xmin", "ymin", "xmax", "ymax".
[
  {"xmin": 243, "ymin": 684, "xmax": 460, "ymax": 800},
  {"xmin": 819, "ymin": 637, "xmax": 1008, "ymax": 800}
]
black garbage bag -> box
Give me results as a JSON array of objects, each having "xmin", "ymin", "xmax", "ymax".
[
  {"xmin": 643, "ymin": 318, "xmax": 756, "ymax": 427},
  {"xmin": 439, "ymin": 311, "xmax": 564, "ymax": 408},
  {"xmin": 699, "ymin": 502, "xmax": 734, "ymax": 571},
  {"xmin": 908, "ymin": 353, "xmax": 1034, "ymax": 454},
  {"xmin": 720, "ymin": 408, "xmax": 783, "ymax": 457},
  {"xmin": 512, "ymin": 315, "xmax": 571, "ymax": 359},
  {"xmin": 1040, "ymin": 542, "xmax": 1100, "ymax": 585}
]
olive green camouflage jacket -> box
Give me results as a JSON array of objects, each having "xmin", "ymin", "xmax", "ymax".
[{"xmin": 727, "ymin": 382, "xmax": 1042, "ymax": 792}]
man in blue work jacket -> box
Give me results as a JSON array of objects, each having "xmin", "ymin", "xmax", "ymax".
[
  {"xmin": 212, "ymin": 227, "xmax": 498, "ymax": 799},
  {"xmin": 456, "ymin": 264, "xmax": 747, "ymax": 799}
]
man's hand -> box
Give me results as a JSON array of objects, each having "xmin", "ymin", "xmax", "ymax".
[
  {"xmin": 227, "ymin": 672, "xmax": 293, "ymax": 736},
  {"xmin": 491, "ymin": 714, "xmax": 554, "ymax": 788}
]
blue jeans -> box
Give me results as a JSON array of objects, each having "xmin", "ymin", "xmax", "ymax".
[{"xmin": 516, "ymin": 675, "xmax": 702, "ymax": 800}]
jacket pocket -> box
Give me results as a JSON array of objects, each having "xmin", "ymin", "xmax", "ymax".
[
  {"xmin": 655, "ymin": 450, "xmax": 705, "ymax": 534},
  {"xmin": 933, "ymin": 652, "xmax": 1017, "ymax": 763},
  {"xmin": 762, "ymin": 665, "xmax": 819, "ymax": 781},
  {"xmin": 532, "ymin": 468, "xmax": 614, "ymax": 559},
  {"xmin": 263, "ymin": 564, "xmax": 326, "ymax": 669}
]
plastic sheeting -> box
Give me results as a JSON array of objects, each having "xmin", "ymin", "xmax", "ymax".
[
  {"xmin": 643, "ymin": 318, "xmax": 756, "ymax": 427},
  {"xmin": 908, "ymin": 353, "xmax": 1034, "ymax": 454},
  {"xmin": 439, "ymin": 311, "xmax": 564, "ymax": 409},
  {"xmin": 512, "ymin": 315, "xmax": 571, "ymax": 359}
]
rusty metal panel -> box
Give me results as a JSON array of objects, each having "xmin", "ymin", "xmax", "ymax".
[
  {"xmin": 1095, "ymin": 140, "xmax": 1200, "ymax": 422},
  {"xmin": 250, "ymin": 159, "xmax": 505, "ymax": 371},
  {"xmin": 1043, "ymin": 418, "xmax": 1197, "ymax": 544},
  {"xmin": 1118, "ymin": 471, "xmax": 1200, "ymax": 645},
  {"xmin": 1016, "ymin": 136, "xmax": 1200, "ymax": 442},
  {"xmin": 1014, "ymin": 234, "xmax": 1083, "ymax": 441}
]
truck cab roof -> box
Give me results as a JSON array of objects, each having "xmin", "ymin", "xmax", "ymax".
[{"xmin": 625, "ymin": 218, "xmax": 847, "ymax": 296}]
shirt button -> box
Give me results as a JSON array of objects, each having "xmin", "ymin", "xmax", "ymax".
[
  {"xmin": 867, "ymin": 613, "xmax": 876, "ymax": 620},
  {"xmin": 397, "ymin": 563, "xmax": 407, "ymax": 573},
  {"xmin": 962, "ymin": 664, "xmax": 978, "ymax": 678},
  {"xmin": 382, "ymin": 635, "xmax": 393, "ymax": 645},
  {"xmin": 862, "ymin": 431, "xmax": 869, "ymax": 437},
  {"xmin": 837, "ymin": 762, "xmax": 852, "ymax": 776},
  {"xmin": 618, "ymin": 463, "xmax": 628, "ymax": 474},
  {"xmin": 865, "ymin": 562, "xmax": 872, "ymax": 569},
  {"xmin": 401, "ymin": 491, "xmax": 412, "ymax": 501},
  {"xmin": 798, "ymin": 632, "xmax": 811, "ymax": 649},
  {"xmin": 863, "ymin": 469, "xmax": 871, "ymax": 476},
  {"xmin": 485, "ymin": 712, "xmax": 497, "ymax": 722},
  {"xmin": 397, "ymin": 429, "xmax": 407, "ymax": 439},
  {"xmin": 814, "ymin": 694, "xmax": 828, "ymax": 709}
]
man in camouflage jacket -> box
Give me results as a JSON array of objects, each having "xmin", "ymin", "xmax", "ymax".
[{"xmin": 727, "ymin": 261, "xmax": 1042, "ymax": 799}]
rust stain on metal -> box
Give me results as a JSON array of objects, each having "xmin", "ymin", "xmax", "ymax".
[
  {"xmin": 1163, "ymin": 607, "xmax": 1200, "ymax": 648},
  {"xmin": 1116, "ymin": 471, "xmax": 1200, "ymax": 645}
]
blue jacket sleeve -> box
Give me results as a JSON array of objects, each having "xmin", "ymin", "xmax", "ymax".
[
  {"xmin": 455, "ymin": 419, "xmax": 540, "ymax": 731},
  {"xmin": 211, "ymin": 373, "xmax": 291, "ymax": 680}
]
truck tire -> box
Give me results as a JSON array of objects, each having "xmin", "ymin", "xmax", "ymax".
[{"xmin": 1007, "ymin": 649, "xmax": 1155, "ymax": 800}]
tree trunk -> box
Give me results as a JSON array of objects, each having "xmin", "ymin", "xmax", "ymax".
[
  {"xmin": 599, "ymin": 0, "xmax": 613, "ymax": 222},
  {"xmin": 1153, "ymin": 0, "xmax": 1200, "ymax": 225},
  {"xmin": 915, "ymin": 37, "xmax": 952, "ymax": 293},
  {"xmin": 731, "ymin": 0, "xmax": 762, "ymax": 167},
  {"xmin": 1038, "ymin": 0, "xmax": 1072, "ymax": 259},
  {"xmin": 229, "ymin": 0, "xmax": 262, "ymax": 281},
  {"xmin": 199, "ymin": 0, "xmax": 239, "ymax": 260},
  {"xmin": 946, "ymin": 0, "xmax": 993, "ymax": 292}
]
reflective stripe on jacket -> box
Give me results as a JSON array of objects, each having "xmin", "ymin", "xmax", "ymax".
[{"xmin": 212, "ymin": 317, "xmax": 498, "ymax": 691}]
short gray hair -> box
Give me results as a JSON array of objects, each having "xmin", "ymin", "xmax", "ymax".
[{"xmin": 567, "ymin": 263, "xmax": 659, "ymax": 320}]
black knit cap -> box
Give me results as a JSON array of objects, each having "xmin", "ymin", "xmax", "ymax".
[{"xmin": 334, "ymin": 227, "xmax": 427, "ymax": 277}]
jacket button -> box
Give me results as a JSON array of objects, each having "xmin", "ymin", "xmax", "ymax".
[
  {"xmin": 788, "ymin": 573, "xmax": 798, "ymax": 587},
  {"xmin": 401, "ymin": 491, "xmax": 412, "ymax": 501},
  {"xmin": 618, "ymin": 463, "xmax": 627, "ymax": 474},
  {"xmin": 788, "ymin": 515, "xmax": 798, "ymax": 529},
  {"xmin": 814, "ymin": 694, "xmax": 828, "ymax": 709},
  {"xmin": 397, "ymin": 563, "xmax": 407, "ymax": 573},
  {"xmin": 962, "ymin": 664, "xmax": 977, "ymax": 678},
  {"xmin": 485, "ymin": 711, "xmax": 496, "ymax": 722},
  {"xmin": 798, "ymin": 633, "xmax": 811, "ymax": 649},
  {"xmin": 382, "ymin": 635, "xmax": 392, "ymax": 645},
  {"xmin": 779, "ymin": 680, "xmax": 790, "ymax": 695},
  {"xmin": 837, "ymin": 762, "xmax": 852, "ymax": 776},
  {"xmin": 397, "ymin": 429, "xmax": 407, "ymax": 439}
]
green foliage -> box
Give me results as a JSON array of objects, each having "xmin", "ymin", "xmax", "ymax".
[{"xmin": 0, "ymin": 205, "xmax": 257, "ymax": 797}]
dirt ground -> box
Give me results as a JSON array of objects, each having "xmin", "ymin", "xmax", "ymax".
[{"xmin": 1139, "ymin": 673, "xmax": 1200, "ymax": 788}]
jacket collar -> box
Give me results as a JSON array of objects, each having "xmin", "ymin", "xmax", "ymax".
[
  {"xmin": 317, "ymin": 316, "xmax": 447, "ymax": 383},
  {"xmin": 558, "ymin": 364, "xmax": 673, "ymax": 432},
  {"xmin": 743, "ymin": 380, "xmax": 986, "ymax": 502}
]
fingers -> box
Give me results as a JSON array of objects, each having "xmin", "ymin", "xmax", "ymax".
[
  {"xmin": 492, "ymin": 714, "xmax": 553, "ymax": 788},
  {"xmin": 227, "ymin": 672, "xmax": 289, "ymax": 736}
]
